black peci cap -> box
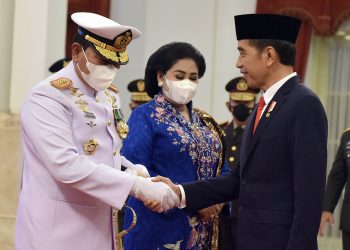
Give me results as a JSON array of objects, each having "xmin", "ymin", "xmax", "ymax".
[{"xmin": 234, "ymin": 14, "xmax": 301, "ymax": 44}]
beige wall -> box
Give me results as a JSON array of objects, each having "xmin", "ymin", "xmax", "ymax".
[
  {"xmin": 9, "ymin": 0, "xmax": 68, "ymax": 113},
  {"xmin": 1, "ymin": 0, "xmax": 67, "ymax": 247},
  {"xmin": 0, "ymin": 113, "xmax": 21, "ymax": 250}
]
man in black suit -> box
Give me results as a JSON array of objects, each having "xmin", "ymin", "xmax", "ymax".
[
  {"xmin": 319, "ymin": 128, "xmax": 350, "ymax": 250},
  {"xmin": 151, "ymin": 14, "xmax": 328, "ymax": 250},
  {"xmin": 219, "ymin": 77, "xmax": 259, "ymax": 250},
  {"xmin": 220, "ymin": 77, "xmax": 260, "ymax": 168}
]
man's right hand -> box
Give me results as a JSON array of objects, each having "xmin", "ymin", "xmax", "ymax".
[
  {"xmin": 130, "ymin": 176, "xmax": 180, "ymax": 212},
  {"xmin": 151, "ymin": 176, "xmax": 182, "ymax": 200},
  {"xmin": 318, "ymin": 211, "xmax": 334, "ymax": 237}
]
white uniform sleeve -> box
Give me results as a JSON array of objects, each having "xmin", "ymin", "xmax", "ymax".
[{"xmin": 21, "ymin": 90, "xmax": 136, "ymax": 209}]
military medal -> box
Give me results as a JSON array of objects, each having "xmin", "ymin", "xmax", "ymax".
[
  {"xmin": 104, "ymin": 90, "xmax": 118, "ymax": 108},
  {"xmin": 113, "ymin": 108, "xmax": 129, "ymax": 139},
  {"xmin": 105, "ymin": 90, "xmax": 128, "ymax": 139},
  {"xmin": 75, "ymin": 100, "xmax": 89, "ymax": 112},
  {"xmin": 69, "ymin": 87, "xmax": 84, "ymax": 97},
  {"xmin": 50, "ymin": 80, "xmax": 97, "ymax": 120},
  {"xmin": 83, "ymin": 139, "xmax": 99, "ymax": 155},
  {"xmin": 69, "ymin": 87, "xmax": 79, "ymax": 95}
]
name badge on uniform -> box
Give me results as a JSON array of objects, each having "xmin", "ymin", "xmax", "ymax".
[{"xmin": 84, "ymin": 111, "xmax": 96, "ymax": 119}]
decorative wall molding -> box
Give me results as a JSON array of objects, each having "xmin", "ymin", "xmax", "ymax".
[
  {"xmin": 257, "ymin": 0, "xmax": 350, "ymax": 36},
  {"xmin": 0, "ymin": 113, "xmax": 20, "ymax": 130},
  {"xmin": 0, "ymin": 214, "xmax": 16, "ymax": 219}
]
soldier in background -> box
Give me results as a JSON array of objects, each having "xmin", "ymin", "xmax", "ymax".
[
  {"xmin": 319, "ymin": 128, "xmax": 350, "ymax": 250},
  {"xmin": 219, "ymin": 77, "xmax": 259, "ymax": 250},
  {"xmin": 48, "ymin": 57, "xmax": 70, "ymax": 73},
  {"xmin": 127, "ymin": 79, "xmax": 152, "ymax": 110}
]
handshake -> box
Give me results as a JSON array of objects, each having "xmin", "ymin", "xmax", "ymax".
[{"xmin": 129, "ymin": 176, "xmax": 181, "ymax": 213}]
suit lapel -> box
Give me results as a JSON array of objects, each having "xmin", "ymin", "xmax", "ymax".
[
  {"xmin": 240, "ymin": 76, "xmax": 301, "ymax": 173},
  {"xmin": 240, "ymin": 106, "xmax": 257, "ymax": 174}
]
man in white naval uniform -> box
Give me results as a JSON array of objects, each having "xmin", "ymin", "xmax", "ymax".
[{"xmin": 14, "ymin": 12, "xmax": 179, "ymax": 250}]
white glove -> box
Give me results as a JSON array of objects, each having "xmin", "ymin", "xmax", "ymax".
[
  {"xmin": 130, "ymin": 176, "xmax": 180, "ymax": 212},
  {"xmin": 121, "ymin": 156, "xmax": 150, "ymax": 177}
]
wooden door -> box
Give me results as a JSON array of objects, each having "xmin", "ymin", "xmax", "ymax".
[{"xmin": 65, "ymin": 0, "xmax": 110, "ymax": 57}]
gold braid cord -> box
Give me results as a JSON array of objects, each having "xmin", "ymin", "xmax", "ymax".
[
  {"xmin": 113, "ymin": 206, "xmax": 137, "ymax": 250},
  {"xmin": 193, "ymin": 108, "xmax": 226, "ymax": 250}
]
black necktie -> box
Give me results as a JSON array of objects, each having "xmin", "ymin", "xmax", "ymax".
[{"xmin": 234, "ymin": 126, "xmax": 244, "ymax": 138}]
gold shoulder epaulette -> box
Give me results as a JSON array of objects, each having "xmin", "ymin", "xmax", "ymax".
[
  {"xmin": 193, "ymin": 108, "xmax": 223, "ymax": 131},
  {"xmin": 344, "ymin": 127, "xmax": 350, "ymax": 133},
  {"xmin": 193, "ymin": 108, "xmax": 213, "ymax": 119},
  {"xmin": 108, "ymin": 84, "xmax": 119, "ymax": 93},
  {"xmin": 50, "ymin": 77, "xmax": 72, "ymax": 89},
  {"xmin": 219, "ymin": 121, "xmax": 229, "ymax": 127}
]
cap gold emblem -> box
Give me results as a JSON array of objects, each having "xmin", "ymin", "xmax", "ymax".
[
  {"xmin": 114, "ymin": 30, "xmax": 132, "ymax": 52},
  {"xmin": 236, "ymin": 79, "xmax": 248, "ymax": 91},
  {"xmin": 136, "ymin": 80, "xmax": 145, "ymax": 92}
]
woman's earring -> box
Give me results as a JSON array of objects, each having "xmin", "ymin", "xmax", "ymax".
[{"xmin": 158, "ymin": 81, "xmax": 163, "ymax": 87}]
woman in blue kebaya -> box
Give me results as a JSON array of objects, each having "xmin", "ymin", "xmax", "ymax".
[{"xmin": 122, "ymin": 42, "xmax": 231, "ymax": 250}]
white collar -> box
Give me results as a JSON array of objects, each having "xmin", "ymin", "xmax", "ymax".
[
  {"xmin": 263, "ymin": 72, "xmax": 297, "ymax": 105},
  {"xmin": 59, "ymin": 61, "xmax": 97, "ymax": 97}
]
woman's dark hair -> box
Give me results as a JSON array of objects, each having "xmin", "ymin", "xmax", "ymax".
[
  {"xmin": 249, "ymin": 39, "xmax": 296, "ymax": 66},
  {"xmin": 145, "ymin": 42, "xmax": 206, "ymax": 98}
]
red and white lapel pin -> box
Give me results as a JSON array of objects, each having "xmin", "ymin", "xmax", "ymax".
[{"xmin": 266, "ymin": 101, "xmax": 277, "ymax": 118}]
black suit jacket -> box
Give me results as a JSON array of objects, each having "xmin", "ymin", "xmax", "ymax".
[
  {"xmin": 324, "ymin": 129, "xmax": 350, "ymax": 232},
  {"xmin": 220, "ymin": 122, "xmax": 244, "ymax": 218},
  {"xmin": 183, "ymin": 76, "xmax": 328, "ymax": 250}
]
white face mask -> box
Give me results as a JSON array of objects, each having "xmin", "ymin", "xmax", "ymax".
[
  {"xmin": 77, "ymin": 47, "xmax": 118, "ymax": 91},
  {"xmin": 162, "ymin": 76, "xmax": 198, "ymax": 105}
]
